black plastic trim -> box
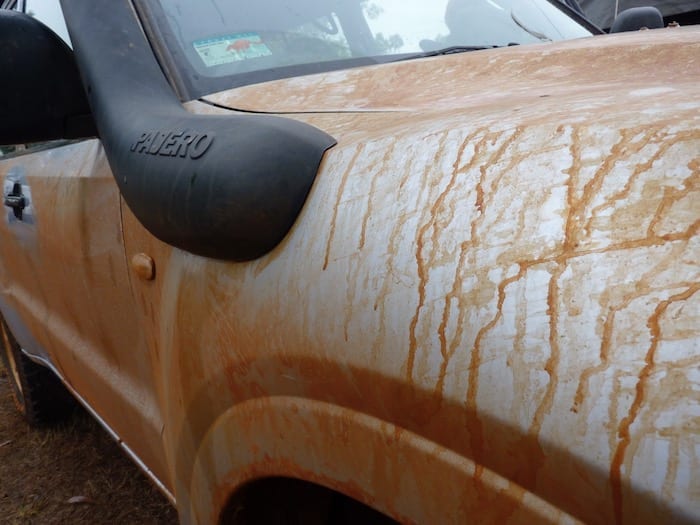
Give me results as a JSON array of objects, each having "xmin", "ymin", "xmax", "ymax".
[{"xmin": 59, "ymin": 0, "xmax": 336, "ymax": 261}]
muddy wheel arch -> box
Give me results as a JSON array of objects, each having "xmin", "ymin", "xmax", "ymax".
[{"xmin": 181, "ymin": 397, "xmax": 575, "ymax": 524}]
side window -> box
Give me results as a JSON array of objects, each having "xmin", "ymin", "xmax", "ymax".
[
  {"xmin": 0, "ymin": 145, "xmax": 26, "ymax": 157},
  {"xmin": 0, "ymin": 0, "xmax": 74, "ymax": 157},
  {"xmin": 0, "ymin": 1, "xmax": 23, "ymax": 10}
]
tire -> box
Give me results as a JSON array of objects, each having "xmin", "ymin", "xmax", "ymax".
[{"xmin": 0, "ymin": 315, "xmax": 75, "ymax": 425}]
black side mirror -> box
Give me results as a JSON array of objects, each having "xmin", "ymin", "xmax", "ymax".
[
  {"xmin": 0, "ymin": 10, "xmax": 95, "ymax": 145},
  {"xmin": 610, "ymin": 7, "xmax": 664, "ymax": 33}
]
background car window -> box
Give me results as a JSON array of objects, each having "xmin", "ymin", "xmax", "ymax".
[
  {"xmin": 0, "ymin": 0, "xmax": 23, "ymax": 10},
  {"xmin": 1, "ymin": 0, "xmax": 70, "ymax": 44},
  {"xmin": 23, "ymin": 0, "xmax": 70, "ymax": 45}
]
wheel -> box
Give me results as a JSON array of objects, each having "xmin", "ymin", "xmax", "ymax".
[{"xmin": 0, "ymin": 315, "xmax": 75, "ymax": 425}]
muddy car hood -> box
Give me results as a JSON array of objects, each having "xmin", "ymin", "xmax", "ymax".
[{"xmin": 202, "ymin": 27, "xmax": 700, "ymax": 119}]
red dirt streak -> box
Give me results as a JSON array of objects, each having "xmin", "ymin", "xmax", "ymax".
[
  {"xmin": 610, "ymin": 283, "xmax": 700, "ymax": 525},
  {"xmin": 323, "ymin": 145, "xmax": 365, "ymax": 270}
]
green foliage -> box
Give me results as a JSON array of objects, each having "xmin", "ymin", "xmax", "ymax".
[
  {"xmin": 360, "ymin": 1, "xmax": 404, "ymax": 53},
  {"xmin": 373, "ymin": 32, "xmax": 404, "ymax": 53},
  {"xmin": 364, "ymin": 3, "xmax": 384, "ymax": 20}
]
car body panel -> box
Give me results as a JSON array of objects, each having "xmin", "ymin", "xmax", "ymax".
[
  {"xmin": 120, "ymin": 27, "xmax": 700, "ymax": 523},
  {"xmin": 1, "ymin": 7, "xmax": 699, "ymax": 525},
  {"xmin": 0, "ymin": 141, "xmax": 169, "ymax": 486}
]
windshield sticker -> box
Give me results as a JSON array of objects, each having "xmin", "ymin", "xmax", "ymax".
[{"xmin": 193, "ymin": 33, "xmax": 272, "ymax": 67}]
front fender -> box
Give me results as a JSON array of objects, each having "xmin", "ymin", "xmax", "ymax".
[{"xmin": 183, "ymin": 396, "xmax": 573, "ymax": 524}]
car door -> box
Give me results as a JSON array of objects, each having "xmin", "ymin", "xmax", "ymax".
[
  {"xmin": 0, "ymin": 0, "xmax": 169, "ymax": 489},
  {"xmin": 0, "ymin": 139, "xmax": 169, "ymax": 487}
]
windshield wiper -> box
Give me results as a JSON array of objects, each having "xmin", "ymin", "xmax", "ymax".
[
  {"xmin": 511, "ymin": 12, "xmax": 551, "ymax": 42},
  {"xmin": 392, "ymin": 45, "xmax": 500, "ymax": 63}
]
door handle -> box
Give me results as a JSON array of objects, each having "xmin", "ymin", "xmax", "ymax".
[{"xmin": 4, "ymin": 183, "xmax": 26, "ymax": 220}]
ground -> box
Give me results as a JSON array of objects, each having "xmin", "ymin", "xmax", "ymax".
[{"xmin": 0, "ymin": 361, "xmax": 178, "ymax": 524}]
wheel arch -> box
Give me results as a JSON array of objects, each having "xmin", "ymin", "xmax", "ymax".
[{"xmin": 180, "ymin": 396, "xmax": 572, "ymax": 524}]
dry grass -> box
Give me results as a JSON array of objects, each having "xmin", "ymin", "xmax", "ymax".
[{"xmin": 0, "ymin": 362, "xmax": 178, "ymax": 524}]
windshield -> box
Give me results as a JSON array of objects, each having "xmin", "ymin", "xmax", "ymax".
[{"xmin": 147, "ymin": 0, "xmax": 594, "ymax": 98}]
